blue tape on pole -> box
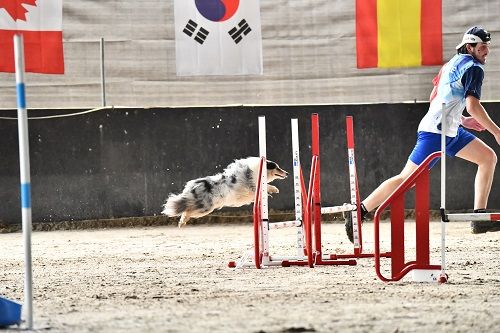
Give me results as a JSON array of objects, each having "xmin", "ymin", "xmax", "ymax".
[
  {"xmin": 21, "ymin": 183, "xmax": 31, "ymax": 209},
  {"xmin": 16, "ymin": 83, "xmax": 26, "ymax": 109}
]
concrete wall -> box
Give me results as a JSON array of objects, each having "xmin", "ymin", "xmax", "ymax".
[{"xmin": 0, "ymin": 103, "xmax": 498, "ymax": 225}]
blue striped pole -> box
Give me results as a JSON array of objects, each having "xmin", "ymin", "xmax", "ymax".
[{"xmin": 14, "ymin": 33, "xmax": 34, "ymax": 330}]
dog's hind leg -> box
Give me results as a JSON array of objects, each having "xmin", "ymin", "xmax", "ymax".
[{"xmin": 178, "ymin": 212, "xmax": 191, "ymax": 228}]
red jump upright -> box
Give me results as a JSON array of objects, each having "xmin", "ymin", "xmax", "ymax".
[
  {"xmin": 304, "ymin": 114, "xmax": 356, "ymax": 266},
  {"xmin": 307, "ymin": 113, "xmax": 390, "ymax": 264}
]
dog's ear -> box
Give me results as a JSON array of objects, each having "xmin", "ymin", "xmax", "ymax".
[{"xmin": 266, "ymin": 161, "xmax": 278, "ymax": 170}]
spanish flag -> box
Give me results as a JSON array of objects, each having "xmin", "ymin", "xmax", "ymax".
[{"xmin": 356, "ymin": 0, "xmax": 442, "ymax": 69}]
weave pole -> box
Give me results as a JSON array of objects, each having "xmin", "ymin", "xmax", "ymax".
[{"xmin": 14, "ymin": 33, "xmax": 34, "ymax": 330}]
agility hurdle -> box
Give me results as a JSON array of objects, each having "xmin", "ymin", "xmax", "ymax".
[
  {"xmin": 229, "ymin": 116, "xmax": 310, "ymax": 268},
  {"xmin": 299, "ymin": 114, "xmax": 355, "ymax": 266},
  {"xmin": 304, "ymin": 113, "xmax": 388, "ymax": 266},
  {"xmin": 373, "ymin": 152, "xmax": 443, "ymax": 282},
  {"xmin": 373, "ymin": 103, "xmax": 499, "ymax": 283}
]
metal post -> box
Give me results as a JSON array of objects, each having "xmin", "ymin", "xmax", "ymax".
[
  {"xmin": 258, "ymin": 117, "xmax": 269, "ymax": 261},
  {"xmin": 291, "ymin": 119, "xmax": 303, "ymax": 257},
  {"xmin": 440, "ymin": 103, "xmax": 447, "ymax": 273},
  {"xmin": 100, "ymin": 37, "xmax": 106, "ymax": 107},
  {"xmin": 14, "ymin": 33, "xmax": 34, "ymax": 330}
]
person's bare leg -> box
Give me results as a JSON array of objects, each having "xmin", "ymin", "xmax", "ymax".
[
  {"xmin": 362, "ymin": 160, "xmax": 419, "ymax": 212},
  {"xmin": 455, "ymin": 138, "xmax": 497, "ymax": 210}
]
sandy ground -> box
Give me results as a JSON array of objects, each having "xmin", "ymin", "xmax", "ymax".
[{"xmin": 1, "ymin": 220, "xmax": 499, "ymax": 333}]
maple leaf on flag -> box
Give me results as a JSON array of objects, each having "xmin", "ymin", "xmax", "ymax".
[{"xmin": 0, "ymin": 0, "xmax": 37, "ymax": 21}]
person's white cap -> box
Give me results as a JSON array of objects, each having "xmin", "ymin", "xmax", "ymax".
[{"xmin": 456, "ymin": 27, "xmax": 491, "ymax": 50}]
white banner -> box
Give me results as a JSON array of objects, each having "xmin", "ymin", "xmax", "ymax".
[{"xmin": 174, "ymin": 0, "xmax": 263, "ymax": 76}]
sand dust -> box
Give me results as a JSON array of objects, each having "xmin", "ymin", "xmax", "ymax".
[{"xmin": 1, "ymin": 221, "xmax": 499, "ymax": 333}]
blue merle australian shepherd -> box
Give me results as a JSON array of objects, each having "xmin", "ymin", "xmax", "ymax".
[{"xmin": 162, "ymin": 157, "xmax": 288, "ymax": 227}]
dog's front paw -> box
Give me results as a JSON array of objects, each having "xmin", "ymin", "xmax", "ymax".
[{"xmin": 267, "ymin": 185, "xmax": 279, "ymax": 194}]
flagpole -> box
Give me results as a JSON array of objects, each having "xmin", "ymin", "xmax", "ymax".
[
  {"xmin": 100, "ymin": 37, "xmax": 107, "ymax": 107},
  {"xmin": 14, "ymin": 33, "xmax": 34, "ymax": 330}
]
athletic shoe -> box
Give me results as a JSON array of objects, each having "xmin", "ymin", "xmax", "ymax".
[{"xmin": 470, "ymin": 220, "xmax": 500, "ymax": 234}]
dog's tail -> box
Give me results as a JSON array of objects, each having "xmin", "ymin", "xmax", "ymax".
[{"xmin": 162, "ymin": 193, "xmax": 188, "ymax": 216}]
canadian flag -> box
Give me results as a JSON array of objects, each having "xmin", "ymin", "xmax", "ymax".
[{"xmin": 0, "ymin": 0, "xmax": 64, "ymax": 73}]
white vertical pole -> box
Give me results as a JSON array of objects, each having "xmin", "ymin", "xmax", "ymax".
[
  {"xmin": 347, "ymin": 148, "xmax": 360, "ymax": 249},
  {"xmin": 14, "ymin": 34, "xmax": 34, "ymax": 330},
  {"xmin": 258, "ymin": 117, "xmax": 269, "ymax": 260},
  {"xmin": 291, "ymin": 119, "xmax": 303, "ymax": 257},
  {"xmin": 440, "ymin": 102, "xmax": 447, "ymax": 273},
  {"xmin": 346, "ymin": 116, "xmax": 361, "ymax": 251},
  {"xmin": 100, "ymin": 37, "xmax": 106, "ymax": 107}
]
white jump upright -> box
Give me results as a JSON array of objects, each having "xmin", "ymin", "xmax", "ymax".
[
  {"xmin": 439, "ymin": 102, "xmax": 448, "ymax": 281},
  {"xmin": 229, "ymin": 116, "xmax": 309, "ymax": 268},
  {"xmin": 257, "ymin": 116, "xmax": 270, "ymax": 262},
  {"xmin": 291, "ymin": 119, "xmax": 305, "ymax": 258},
  {"xmin": 14, "ymin": 33, "xmax": 34, "ymax": 330}
]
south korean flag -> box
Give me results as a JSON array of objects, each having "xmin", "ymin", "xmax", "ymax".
[{"xmin": 174, "ymin": 0, "xmax": 263, "ymax": 76}]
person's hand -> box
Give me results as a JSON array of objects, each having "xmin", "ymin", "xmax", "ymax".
[
  {"xmin": 462, "ymin": 116, "xmax": 485, "ymax": 131},
  {"xmin": 494, "ymin": 131, "xmax": 500, "ymax": 145}
]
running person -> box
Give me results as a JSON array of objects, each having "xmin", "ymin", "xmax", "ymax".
[{"xmin": 345, "ymin": 26, "xmax": 500, "ymax": 240}]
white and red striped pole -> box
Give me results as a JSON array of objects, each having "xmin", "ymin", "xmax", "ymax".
[
  {"xmin": 14, "ymin": 33, "xmax": 34, "ymax": 330},
  {"xmin": 346, "ymin": 116, "xmax": 362, "ymax": 253}
]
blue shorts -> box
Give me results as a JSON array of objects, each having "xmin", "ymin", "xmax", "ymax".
[{"xmin": 408, "ymin": 127, "xmax": 476, "ymax": 167}]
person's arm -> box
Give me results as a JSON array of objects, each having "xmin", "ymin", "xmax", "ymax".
[
  {"xmin": 461, "ymin": 114, "xmax": 485, "ymax": 131},
  {"xmin": 461, "ymin": 65, "xmax": 500, "ymax": 144},
  {"xmin": 465, "ymin": 96, "xmax": 500, "ymax": 144}
]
